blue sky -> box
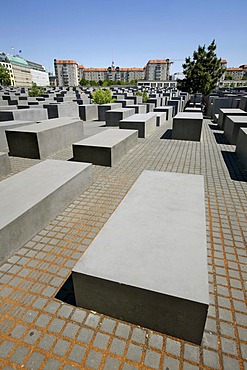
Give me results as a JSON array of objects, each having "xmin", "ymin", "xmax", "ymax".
[{"xmin": 1, "ymin": 0, "xmax": 246, "ymax": 75}]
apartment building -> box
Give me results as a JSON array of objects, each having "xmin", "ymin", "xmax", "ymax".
[
  {"xmin": 0, "ymin": 54, "xmax": 15, "ymax": 86},
  {"xmin": 144, "ymin": 60, "xmax": 170, "ymax": 81},
  {"xmin": 7, "ymin": 54, "xmax": 32, "ymax": 87},
  {"xmin": 225, "ymin": 67, "xmax": 245, "ymax": 80},
  {"xmin": 54, "ymin": 59, "xmax": 79, "ymax": 86}
]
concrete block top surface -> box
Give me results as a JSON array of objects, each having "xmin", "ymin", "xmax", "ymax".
[
  {"xmin": 73, "ymin": 170, "xmax": 209, "ymax": 305},
  {"xmin": 120, "ymin": 113, "xmax": 153, "ymax": 122},
  {"xmin": 107, "ymin": 108, "xmax": 135, "ymax": 113},
  {"xmin": 6, "ymin": 118, "xmax": 81, "ymax": 133},
  {"xmin": 0, "ymin": 120, "xmax": 33, "ymax": 128},
  {"xmin": 0, "ymin": 160, "xmax": 91, "ymax": 230},
  {"xmin": 74, "ymin": 129, "xmax": 137, "ymax": 148},
  {"xmin": 225, "ymin": 115, "xmax": 247, "ymax": 123},
  {"xmin": 174, "ymin": 112, "xmax": 203, "ymax": 119},
  {"xmin": 219, "ymin": 108, "xmax": 246, "ymax": 114}
]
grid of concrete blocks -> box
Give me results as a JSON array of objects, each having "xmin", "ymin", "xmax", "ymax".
[{"xmin": 0, "ymin": 86, "xmax": 246, "ymax": 370}]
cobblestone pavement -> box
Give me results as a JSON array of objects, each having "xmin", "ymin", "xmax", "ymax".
[{"xmin": 0, "ymin": 119, "xmax": 246, "ymax": 370}]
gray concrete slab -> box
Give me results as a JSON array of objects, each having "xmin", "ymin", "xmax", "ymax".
[
  {"xmin": 0, "ymin": 159, "xmax": 93, "ymax": 263},
  {"xmin": 0, "ymin": 152, "xmax": 11, "ymax": 177},
  {"xmin": 98, "ymin": 103, "xmax": 122, "ymax": 121},
  {"xmin": 0, "ymin": 108, "xmax": 48, "ymax": 122},
  {"xmin": 72, "ymin": 170, "xmax": 209, "ymax": 345},
  {"xmin": 224, "ymin": 115, "xmax": 247, "ymax": 145},
  {"xmin": 236, "ymin": 127, "xmax": 247, "ymax": 170},
  {"xmin": 172, "ymin": 112, "xmax": 203, "ymax": 142},
  {"xmin": 43, "ymin": 103, "xmax": 79, "ymax": 119},
  {"xmin": 119, "ymin": 113, "xmax": 156, "ymax": 138},
  {"xmin": 0, "ymin": 120, "xmax": 36, "ymax": 151},
  {"xmin": 6, "ymin": 118, "xmax": 84, "ymax": 159},
  {"xmin": 218, "ymin": 108, "xmax": 247, "ymax": 130},
  {"xmin": 125, "ymin": 105, "xmax": 146, "ymax": 114},
  {"xmin": 73, "ymin": 129, "xmax": 138, "ymax": 166},
  {"xmin": 105, "ymin": 108, "xmax": 135, "ymax": 126},
  {"xmin": 79, "ymin": 104, "xmax": 98, "ymax": 121},
  {"xmin": 154, "ymin": 106, "xmax": 173, "ymax": 120}
]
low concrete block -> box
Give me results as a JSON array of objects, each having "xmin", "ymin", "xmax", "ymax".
[
  {"xmin": 239, "ymin": 96, "xmax": 247, "ymax": 112},
  {"xmin": 0, "ymin": 108, "xmax": 48, "ymax": 122},
  {"xmin": 72, "ymin": 170, "xmax": 209, "ymax": 345},
  {"xmin": 73, "ymin": 129, "xmax": 138, "ymax": 166},
  {"xmin": 184, "ymin": 107, "xmax": 202, "ymax": 113},
  {"xmin": 79, "ymin": 104, "xmax": 98, "ymax": 121},
  {"xmin": 224, "ymin": 115, "xmax": 247, "ymax": 145},
  {"xmin": 105, "ymin": 108, "xmax": 135, "ymax": 126},
  {"xmin": 0, "ymin": 152, "xmax": 11, "ymax": 177},
  {"xmin": 218, "ymin": 108, "xmax": 247, "ymax": 130},
  {"xmin": 0, "ymin": 120, "xmax": 35, "ymax": 151},
  {"xmin": 43, "ymin": 103, "xmax": 79, "ymax": 119},
  {"xmin": 119, "ymin": 113, "xmax": 156, "ymax": 138},
  {"xmin": 148, "ymin": 112, "xmax": 166, "ymax": 126},
  {"xmin": 172, "ymin": 112, "xmax": 203, "ymax": 141},
  {"xmin": 0, "ymin": 160, "xmax": 93, "ymax": 263},
  {"xmin": 98, "ymin": 103, "xmax": 122, "ymax": 121},
  {"xmin": 236, "ymin": 127, "xmax": 247, "ymax": 170},
  {"xmin": 6, "ymin": 118, "xmax": 84, "ymax": 159},
  {"xmin": 167, "ymin": 100, "xmax": 180, "ymax": 115},
  {"xmin": 125, "ymin": 104, "xmax": 146, "ymax": 114},
  {"xmin": 154, "ymin": 106, "xmax": 173, "ymax": 120}
]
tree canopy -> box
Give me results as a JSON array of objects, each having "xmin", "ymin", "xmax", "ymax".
[
  {"xmin": 91, "ymin": 88, "xmax": 115, "ymax": 104},
  {"xmin": 179, "ymin": 40, "xmax": 225, "ymax": 95},
  {"xmin": 0, "ymin": 65, "xmax": 11, "ymax": 86},
  {"xmin": 28, "ymin": 82, "xmax": 45, "ymax": 97}
]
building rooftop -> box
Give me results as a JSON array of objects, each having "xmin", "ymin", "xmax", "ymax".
[
  {"xmin": 55, "ymin": 60, "xmax": 78, "ymax": 65},
  {"xmin": 226, "ymin": 67, "xmax": 244, "ymax": 71},
  {"xmin": 147, "ymin": 59, "xmax": 169, "ymax": 64},
  {"xmin": 0, "ymin": 117, "xmax": 246, "ymax": 369}
]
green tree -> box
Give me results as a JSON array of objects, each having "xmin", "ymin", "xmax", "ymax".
[
  {"xmin": 91, "ymin": 88, "xmax": 115, "ymax": 104},
  {"xmin": 28, "ymin": 82, "xmax": 45, "ymax": 97},
  {"xmin": 225, "ymin": 73, "xmax": 233, "ymax": 80},
  {"xmin": 0, "ymin": 65, "xmax": 11, "ymax": 86},
  {"xmin": 79, "ymin": 78, "xmax": 89, "ymax": 86},
  {"xmin": 179, "ymin": 40, "xmax": 225, "ymax": 96}
]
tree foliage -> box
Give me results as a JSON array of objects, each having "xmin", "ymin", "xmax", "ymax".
[
  {"xmin": 0, "ymin": 65, "xmax": 11, "ymax": 86},
  {"xmin": 28, "ymin": 82, "xmax": 45, "ymax": 97},
  {"xmin": 135, "ymin": 90, "xmax": 148, "ymax": 102},
  {"xmin": 91, "ymin": 88, "xmax": 115, "ymax": 104},
  {"xmin": 179, "ymin": 40, "xmax": 225, "ymax": 95}
]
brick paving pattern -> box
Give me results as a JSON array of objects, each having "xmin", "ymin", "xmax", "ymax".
[{"xmin": 0, "ymin": 119, "xmax": 246, "ymax": 369}]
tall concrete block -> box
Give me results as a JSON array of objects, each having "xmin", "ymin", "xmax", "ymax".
[{"xmin": 236, "ymin": 127, "xmax": 247, "ymax": 170}]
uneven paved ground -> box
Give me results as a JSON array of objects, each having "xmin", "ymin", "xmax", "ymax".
[{"xmin": 0, "ymin": 119, "xmax": 246, "ymax": 370}]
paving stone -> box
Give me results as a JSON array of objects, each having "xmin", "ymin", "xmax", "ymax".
[
  {"xmin": 148, "ymin": 333, "xmax": 163, "ymax": 350},
  {"xmin": 100, "ymin": 318, "xmax": 116, "ymax": 333},
  {"xmin": 110, "ymin": 338, "xmax": 126, "ymax": 356},
  {"xmin": 10, "ymin": 324, "xmax": 28, "ymax": 339},
  {"xmin": 184, "ymin": 343, "xmax": 200, "ymax": 363},
  {"xmin": 222, "ymin": 355, "xmax": 241, "ymax": 370},
  {"xmin": 48, "ymin": 318, "xmax": 65, "ymax": 333},
  {"xmin": 103, "ymin": 357, "xmax": 120, "ymax": 369},
  {"xmin": 43, "ymin": 358, "xmax": 62, "ymax": 370},
  {"xmin": 163, "ymin": 356, "xmax": 180, "ymax": 370},
  {"xmin": 144, "ymin": 349, "xmax": 161, "ymax": 369},
  {"xmin": 203, "ymin": 349, "xmax": 220, "ymax": 369},
  {"xmin": 85, "ymin": 313, "xmax": 101, "ymax": 328},
  {"xmin": 57, "ymin": 304, "xmax": 74, "ymax": 319},
  {"xmin": 24, "ymin": 329, "xmax": 41, "ymax": 344},
  {"xmin": 126, "ymin": 343, "xmax": 142, "ymax": 363},
  {"xmin": 71, "ymin": 309, "xmax": 87, "ymax": 323},
  {"xmin": 62, "ymin": 322, "xmax": 80, "ymax": 339},
  {"xmin": 115, "ymin": 322, "xmax": 131, "ymax": 339},
  {"xmin": 10, "ymin": 345, "xmax": 30, "ymax": 365},
  {"xmin": 166, "ymin": 338, "xmax": 181, "ymax": 356},
  {"xmin": 35, "ymin": 313, "xmax": 52, "ymax": 328},
  {"xmin": 38, "ymin": 334, "xmax": 56, "ymax": 350},
  {"xmin": 221, "ymin": 337, "xmax": 238, "ymax": 356},
  {"xmin": 85, "ymin": 350, "xmax": 103, "ymax": 369},
  {"xmin": 25, "ymin": 351, "xmax": 45, "ymax": 369},
  {"xmin": 68, "ymin": 343, "xmax": 86, "ymax": 363},
  {"xmin": 93, "ymin": 332, "xmax": 110, "ymax": 349},
  {"xmin": 131, "ymin": 327, "xmax": 146, "ymax": 344},
  {"xmin": 0, "ymin": 340, "xmax": 15, "ymax": 358},
  {"xmin": 53, "ymin": 338, "xmax": 71, "ymax": 357},
  {"xmin": 77, "ymin": 327, "xmax": 94, "ymax": 344}
]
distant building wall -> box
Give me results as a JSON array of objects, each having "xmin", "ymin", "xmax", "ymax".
[{"xmin": 30, "ymin": 69, "xmax": 50, "ymax": 86}]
